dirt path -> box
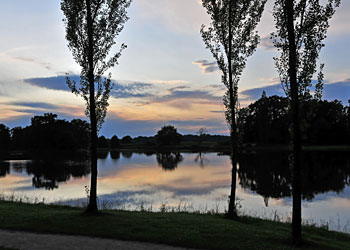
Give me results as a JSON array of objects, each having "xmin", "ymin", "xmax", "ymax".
[{"xmin": 0, "ymin": 229, "xmax": 198, "ymax": 250}]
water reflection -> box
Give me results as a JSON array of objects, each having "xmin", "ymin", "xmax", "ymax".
[
  {"xmin": 97, "ymin": 151, "xmax": 109, "ymax": 159},
  {"xmin": 1, "ymin": 153, "xmax": 90, "ymax": 190},
  {"xmin": 121, "ymin": 151, "xmax": 133, "ymax": 159},
  {"xmin": 194, "ymin": 152, "xmax": 209, "ymax": 168},
  {"xmin": 156, "ymin": 152, "xmax": 183, "ymax": 171},
  {"xmin": 0, "ymin": 161, "xmax": 10, "ymax": 177},
  {"xmin": 239, "ymin": 151, "xmax": 350, "ymax": 201},
  {"xmin": 110, "ymin": 151, "xmax": 120, "ymax": 160},
  {"xmin": 0, "ymin": 151, "xmax": 349, "ymax": 232},
  {"xmin": 28, "ymin": 160, "xmax": 89, "ymax": 190}
]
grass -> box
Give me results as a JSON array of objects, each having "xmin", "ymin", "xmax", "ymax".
[{"xmin": 0, "ymin": 201, "xmax": 349, "ymax": 249}]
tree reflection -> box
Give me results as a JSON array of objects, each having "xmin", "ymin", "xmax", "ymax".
[
  {"xmin": 110, "ymin": 151, "xmax": 120, "ymax": 160},
  {"xmin": 194, "ymin": 152, "xmax": 209, "ymax": 168},
  {"xmin": 121, "ymin": 151, "xmax": 133, "ymax": 159},
  {"xmin": 0, "ymin": 161, "xmax": 10, "ymax": 177},
  {"xmin": 238, "ymin": 151, "xmax": 350, "ymax": 202},
  {"xmin": 97, "ymin": 150, "xmax": 108, "ymax": 159},
  {"xmin": 23, "ymin": 153, "xmax": 90, "ymax": 190},
  {"xmin": 301, "ymin": 152, "xmax": 350, "ymax": 200},
  {"xmin": 156, "ymin": 152, "xmax": 183, "ymax": 171}
]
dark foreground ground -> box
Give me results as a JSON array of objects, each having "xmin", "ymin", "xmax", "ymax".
[{"xmin": 0, "ymin": 201, "xmax": 349, "ymax": 250}]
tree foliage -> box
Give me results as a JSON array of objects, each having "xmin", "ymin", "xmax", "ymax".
[
  {"xmin": 272, "ymin": 0, "xmax": 340, "ymax": 100},
  {"xmin": 201, "ymin": 0, "xmax": 266, "ymax": 125},
  {"xmin": 0, "ymin": 124, "xmax": 11, "ymax": 151},
  {"xmin": 155, "ymin": 126, "xmax": 182, "ymax": 146},
  {"xmin": 61, "ymin": 0, "xmax": 131, "ymax": 130},
  {"xmin": 239, "ymin": 95, "xmax": 289, "ymax": 145},
  {"xmin": 121, "ymin": 135, "xmax": 133, "ymax": 144},
  {"xmin": 239, "ymin": 95, "xmax": 349, "ymax": 145},
  {"xmin": 9, "ymin": 113, "xmax": 90, "ymax": 150},
  {"xmin": 98, "ymin": 136, "xmax": 109, "ymax": 148},
  {"xmin": 110, "ymin": 135, "xmax": 120, "ymax": 148}
]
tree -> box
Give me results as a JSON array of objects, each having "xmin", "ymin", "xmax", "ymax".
[
  {"xmin": 61, "ymin": 0, "xmax": 131, "ymax": 213},
  {"xmin": 272, "ymin": 0, "xmax": 340, "ymax": 242},
  {"xmin": 197, "ymin": 127, "xmax": 207, "ymax": 145},
  {"xmin": 11, "ymin": 127, "xmax": 26, "ymax": 149},
  {"xmin": 0, "ymin": 124, "xmax": 11, "ymax": 151},
  {"xmin": 121, "ymin": 135, "xmax": 133, "ymax": 144},
  {"xmin": 238, "ymin": 95, "xmax": 289, "ymax": 145},
  {"xmin": 201, "ymin": 0, "xmax": 266, "ymax": 218},
  {"xmin": 155, "ymin": 125, "xmax": 182, "ymax": 146},
  {"xmin": 98, "ymin": 136, "xmax": 109, "ymax": 148},
  {"xmin": 110, "ymin": 135, "xmax": 120, "ymax": 148}
]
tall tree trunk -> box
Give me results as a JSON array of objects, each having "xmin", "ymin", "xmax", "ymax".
[
  {"xmin": 227, "ymin": 0, "xmax": 238, "ymax": 219},
  {"xmin": 285, "ymin": 0, "xmax": 302, "ymax": 243},
  {"xmin": 86, "ymin": 0, "xmax": 98, "ymax": 213}
]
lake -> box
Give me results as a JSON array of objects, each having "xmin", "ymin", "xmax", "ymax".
[{"xmin": 0, "ymin": 151, "xmax": 349, "ymax": 233}]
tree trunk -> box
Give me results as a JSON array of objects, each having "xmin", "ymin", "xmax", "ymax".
[
  {"xmin": 227, "ymin": 0, "xmax": 238, "ymax": 219},
  {"xmin": 86, "ymin": 0, "xmax": 98, "ymax": 213},
  {"xmin": 285, "ymin": 0, "xmax": 302, "ymax": 243}
]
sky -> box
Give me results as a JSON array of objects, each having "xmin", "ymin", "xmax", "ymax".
[{"xmin": 0, "ymin": 0, "xmax": 349, "ymax": 137}]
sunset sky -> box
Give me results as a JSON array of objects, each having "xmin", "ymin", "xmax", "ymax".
[{"xmin": 0, "ymin": 0, "xmax": 349, "ymax": 137}]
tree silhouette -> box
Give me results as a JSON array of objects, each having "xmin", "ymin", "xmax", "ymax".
[
  {"xmin": 272, "ymin": 0, "xmax": 340, "ymax": 242},
  {"xmin": 200, "ymin": 0, "xmax": 266, "ymax": 218},
  {"xmin": 98, "ymin": 136, "xmax": 109, "ymax": 148},
  {"xmin": 61, "ymin": 0, "xmax": 131, "ymax": 213},
  {"xmin": 197, "ymin": 127, "xmax": 207, "ymax": 145},
  {"xmin": 155, "ymin": 125, "xmax": 182, "ymax": 146},
  {"xmin": 110, "ymin": 135, "xmax": 120, "ymax": 148},
  {"xmin": 121, "ymin": 135, "xmax": 133, "ymax": 144},
  {"xmin": 0, "ymin": 124, "xmax": 11, "ymax": 151},
  {"xmin": 238, "ymin": 95, "xmax": 289, "ymax": 144}
]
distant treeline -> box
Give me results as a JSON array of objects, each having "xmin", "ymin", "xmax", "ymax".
[
  {"xmin": 0, "ymin": 113, "xmax": 90, "ymax": 151},
  {"xmin": 0, "ymin": 96, "xmax": 349, "ymax": 151},
  {"xmin": 0, "ymin": 113, "xmax": 229, "ymax": 151},
  {"xmin": 239, "ymin": 95, "xmax": 350, "ymax": 145}
]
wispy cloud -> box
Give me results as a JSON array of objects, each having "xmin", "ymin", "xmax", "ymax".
[
  {"xmin": 12, "ymin": 56, "xmax": 52, "ymax": 71},
  {"xmin": 8, "ymin": 102, "xmax": 59, "ymax": 110},
  {"xmin": 111, "ymin": 82, "xmax": 154, "ymax": 99},
  {"xmin": 0, "ymin": 49, "xmax": 53, "ymax": 71},
  {"xmin": 151, "ymin": 87, "xmax": 222, "ymax": 105},
  {"xmin": 193, "ymin": 60, "xmax": 219, "ymax": 73}
]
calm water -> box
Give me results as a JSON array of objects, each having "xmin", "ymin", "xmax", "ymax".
[{"xmin": 0, "ymin": 151, "xmax": 349, "ymax": 232}]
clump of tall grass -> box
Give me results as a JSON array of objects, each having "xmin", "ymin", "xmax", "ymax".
[{"xmin": 0, "ymin": 191, "xmax": 46, "ymax": 204}]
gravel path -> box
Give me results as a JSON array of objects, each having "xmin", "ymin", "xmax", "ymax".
[{"xmin": 0, "ymin": 229, "xmax": 198, "ymax": 250}]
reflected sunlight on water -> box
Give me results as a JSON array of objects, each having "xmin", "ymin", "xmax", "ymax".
[{"xmin": 0, "ymin": 151, "xmax": 349, "ymax": 232}]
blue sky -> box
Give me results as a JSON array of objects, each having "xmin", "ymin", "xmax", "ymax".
[{"xmin": 0, "ymin": 0, "xmax": 349, "ymax": 137}]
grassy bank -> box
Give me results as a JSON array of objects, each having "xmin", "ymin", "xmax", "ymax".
[{"xmin": 0, "ymin": 201, "xmax": 349, "ymax": 249}]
